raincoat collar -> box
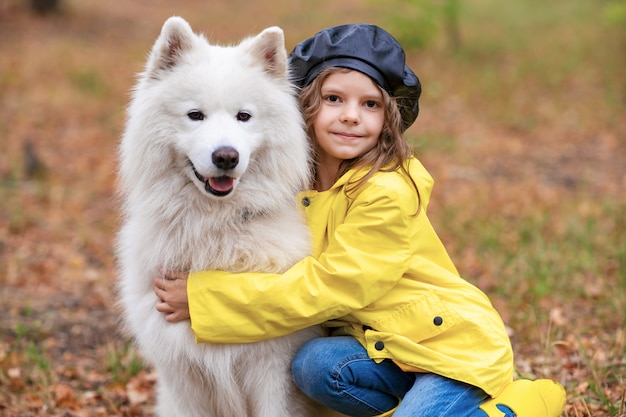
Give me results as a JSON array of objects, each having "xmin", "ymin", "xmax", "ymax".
[{"xmin": 312, "ymin": 157, "xmax": 433, "ymax": 207}]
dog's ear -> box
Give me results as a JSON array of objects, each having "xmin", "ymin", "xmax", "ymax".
[
  {"xmin": 146, "ymin": 16, "xmax": 196, "ymax": 78},
  {"xmin": 245, "ymin": 27, "xmax": 288, "ymax": 79}
]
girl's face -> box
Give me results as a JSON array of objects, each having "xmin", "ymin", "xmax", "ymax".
[{"xmin": 313, "ymin": 70, "xmax": 385, "ymax": 170}]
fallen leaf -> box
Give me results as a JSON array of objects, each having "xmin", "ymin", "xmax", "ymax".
[
  {"xmin": 549, "ymin": 307, "xmax": 567, "ymax": 327},
  {"xmin": 53, "ymin": 383, "xmax": 78, "ymax": 409}
]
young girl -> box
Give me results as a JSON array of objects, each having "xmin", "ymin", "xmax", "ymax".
[{"xmin": 154, "ymin": 24, "xmax": 565, "ymax": 417}]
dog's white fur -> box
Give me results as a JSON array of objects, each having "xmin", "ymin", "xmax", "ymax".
[{"xmin": 116, "ymin": 16, "xmax": 319, "ymax": 417}]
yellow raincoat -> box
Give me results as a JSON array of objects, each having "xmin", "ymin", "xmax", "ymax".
[{"xmin": 188, "ymin": 157, "xmax": 514, "ymax": 397}]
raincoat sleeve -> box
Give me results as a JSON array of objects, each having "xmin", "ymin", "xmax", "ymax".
[{"xmin": 188, "ymin": 181, "xmax": 415, "ymax": 344}]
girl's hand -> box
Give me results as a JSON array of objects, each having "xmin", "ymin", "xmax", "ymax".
[{"xmin": 154, "ymin": 269, "xmax": 190, "ymax": 323}]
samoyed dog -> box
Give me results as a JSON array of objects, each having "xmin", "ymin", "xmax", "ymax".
[{"xmin": 116, "ymin": 16, "xmax": 320, "ymax": 417}]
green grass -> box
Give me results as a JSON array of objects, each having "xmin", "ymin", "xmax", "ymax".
[
  {"xmin": 436, "ymin": 0, "xmax": 624, "ymax": 132},
  {"xmin": 107, "ymin": 341, "xmax": 145, "ymax": 384},
  {"xmin": 7, "ymin": 311, "xmax": 53, "ymax": 387},
  {"xmin": 441, "ymin": 195, "xmax": 625, "ymax": 296}
]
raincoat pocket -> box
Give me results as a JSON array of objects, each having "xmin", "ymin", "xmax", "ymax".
[{"xmin": 368, "ymin": 291, "xmax": 461, "ymax": 343}]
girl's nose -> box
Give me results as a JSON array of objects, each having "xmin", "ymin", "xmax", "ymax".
[{"xmin": 340, "ymin": 103, "xmax": 360, "ymax": 124}]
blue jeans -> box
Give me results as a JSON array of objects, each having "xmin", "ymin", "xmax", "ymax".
[{"xmin": 292, "ymin": 336, "xmax": 490, "ymax": 417}]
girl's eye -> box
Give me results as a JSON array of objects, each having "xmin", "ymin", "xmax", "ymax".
[
  {"xmin": 365, "ymin": 100, "xmax": 380, "ymax": 108},
  {"xmin": 187, "ymin": 110, "xmax": 205, "ymax": 121},
  {"xmin": 326, "ymin": 95, "xmax": 340, "ymax": 103},
  {"xmin": 237, "ymin": 111, "xmax": 252, "ymax": 122}
]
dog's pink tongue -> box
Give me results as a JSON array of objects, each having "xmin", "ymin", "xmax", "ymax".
[{"xmin": 209, "ymin": 176, "xmax": 234, "ymax": 192}]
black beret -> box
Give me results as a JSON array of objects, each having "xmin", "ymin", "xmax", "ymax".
[{"xmin": 288, "ymin": 24, "xmax": 421, "ymax": 130}]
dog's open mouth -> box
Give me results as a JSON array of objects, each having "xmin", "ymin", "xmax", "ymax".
[{"xmin": 190, "ymin": 161, "xmax": 234, "ymax": 197}]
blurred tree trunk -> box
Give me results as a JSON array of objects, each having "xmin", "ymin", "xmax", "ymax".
[
  {"xmin": 443, "ymin": 0, "xmax": 461, "ymax": 50},
  {"xmin": 30, "ymin": 0, "xmax": 59, "ymax": 14}
]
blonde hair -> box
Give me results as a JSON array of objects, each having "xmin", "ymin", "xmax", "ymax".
[{"xmin": 299, "ymin": 67, "xmax": 421, "ymax": 210}]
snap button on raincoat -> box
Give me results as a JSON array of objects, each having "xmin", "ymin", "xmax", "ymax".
[{"xmin": 188, "ymin": 157, "xmax": 514, "ymax": 397}]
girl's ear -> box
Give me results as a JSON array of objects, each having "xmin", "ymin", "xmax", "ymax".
[{"xmin": 244, "ymin": 26, "xmax": 288, "ymax": 79}]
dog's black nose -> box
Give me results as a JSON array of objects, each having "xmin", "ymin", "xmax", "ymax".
[{"xmin": 212, "ymin": 146, "xmax": 239, "ymax": 170}]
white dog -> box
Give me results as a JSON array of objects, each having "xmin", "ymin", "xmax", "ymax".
[{"xmin": 116, "ymin": 16, "xmax": 320, "ymax": 417}]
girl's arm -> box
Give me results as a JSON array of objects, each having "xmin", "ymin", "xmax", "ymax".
[{"xmin": 188, "ymin": 183, "xmax": 413, "ymax": 344}]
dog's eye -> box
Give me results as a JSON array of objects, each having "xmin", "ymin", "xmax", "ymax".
[
  {"xmin": 236, "ymin": 111, "xmax": 251, "ymax": 122},
  {"xmin": 188, "ymin": 110, "xmax": 205, "ymax": 121}
]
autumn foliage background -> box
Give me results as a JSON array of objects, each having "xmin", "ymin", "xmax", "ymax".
[{"xmin": 0, "ymin": 0, "xmax": 624, "ymax": 416}]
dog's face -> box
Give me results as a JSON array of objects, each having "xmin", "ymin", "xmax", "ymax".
[
  {"xmin": 162, "ymin": 72, "xmax": 260, "ymax": 198},
  {"xmin": 138, "ymin": 17, "xmax": 291, "ymax": 199}
]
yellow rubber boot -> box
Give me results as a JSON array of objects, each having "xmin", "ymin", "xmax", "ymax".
[{"xmin": 479, "ymin": 379, "xmax": 566, "ymax": 417}]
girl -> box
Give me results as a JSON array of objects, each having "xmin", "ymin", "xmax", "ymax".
[{"xmin": 154, "ymin": 24, "xmax": 565, "ymax": 417}]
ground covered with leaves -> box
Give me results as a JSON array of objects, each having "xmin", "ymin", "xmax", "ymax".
[{"xmin": 0, "ymin": 0, "xmax": 624, "ymax": 416}]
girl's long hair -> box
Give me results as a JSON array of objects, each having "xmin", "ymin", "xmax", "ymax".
[{"xmin": 299, "ymin": 67, "xmax": 421, "ymax": 212}]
